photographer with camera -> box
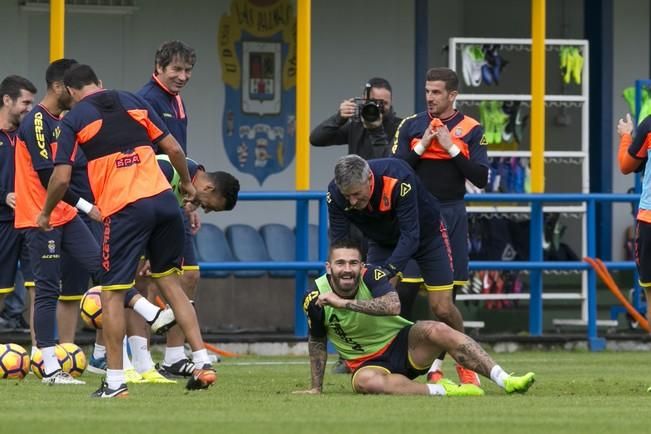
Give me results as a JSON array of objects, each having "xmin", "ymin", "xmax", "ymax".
[{"xmin": 310, "ymin": 77, "xmax": 401, "ymax": 160}]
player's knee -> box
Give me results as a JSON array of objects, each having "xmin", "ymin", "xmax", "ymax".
[
  {"xmin": 420, "ymin": 320, "xmax": 452, "ymax": 339},
  {"xmin": 181, "ymin": 270, "xmax": 199, "ymax": 296},
  {"xmin": 430, "ymin": 301, "xmax": 454, "ymax": 321},
  {"xmin": 353, "ymin": 370, "xmax": 384, "ymax": 394}
]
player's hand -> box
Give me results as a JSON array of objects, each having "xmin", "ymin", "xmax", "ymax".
[
  {"xmin": 36, "ymin": 212, "xmax": 53, "ymax": 232},
  {"xmin": 138, "ymin": 260, "xmax": 152, "ymax": 277},
  {"xmin": 188, "ymin": 210, "xmax": 201, "ymax": 235},
  {"xmin": 181, "ymin": 181, "xmax": 197, "ymax": 206},
  {"xmin": 420, "ymin": 126, "xmax": 437, "ymax": 149},
  {"xmin": 339, "ymin": 99, "xmax": 356, "ymax": 119},
  {"xmin": 433, "ymin": 125, "xmax": 453, "ymax": 151},
  {"xmin": 316, "ymin": 292, "xmax": 347, "ymax": 309},
  {"xmin": 5, "ymin": 192, "xmax": 16, "ymax": 209},
  {"xmin": 617, "ymin": 113, "xmax": 634, "ymax": 137},
  {"xmin": 88, "ymin": 205, "xmax": 103, "ymax": 222},
  {"xmin": 292, "ymin": 388, "xmax": 321, "ymax": 395}
]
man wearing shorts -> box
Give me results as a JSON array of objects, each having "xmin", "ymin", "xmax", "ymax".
[
  {"xmin": 392, "ymin": 67, "xmax": 489, "ymax": 385},
  {"xmin": 296, "ymin": 239, "xmax": 535, "ymax": 396},
  {"xmin": 38, "ymin": 64, "xmax": 215, "ymax": 398}
]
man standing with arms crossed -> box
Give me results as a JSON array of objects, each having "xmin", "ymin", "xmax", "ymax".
[
  {"xmin": 392, "ymin": 67, "xmax": 489, "ymax": 386},
  {"xmin": 38, "ymin": 64, "xmax": 216, "ymax": 398}
]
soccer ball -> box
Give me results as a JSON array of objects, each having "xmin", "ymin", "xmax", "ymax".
[
  {"xmin": 31, "ymin": 345, "xmax": 72, "ymax": 379},
  {"xmin": 59, "ymin": 343, "xmax": 87, "ymax": 377},
  {"xmin": 0, "ymin": 343, "xmax": 30, "ymax": 379},
  {"xmin": 80, "ymin": 286, "xmax": 102, "ymax": 329}
]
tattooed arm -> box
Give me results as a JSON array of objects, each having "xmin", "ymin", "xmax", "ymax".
[
  {"xmin": 307, "ymin": 335, "xmax": 328, "ymax": 392},
  {"xmin": 294, "ymin": 290, "xmax": 329, "ymax": 395},
  {"xmin": 317, "ymin": 290, "xmax": 401, "ymax": 316}
]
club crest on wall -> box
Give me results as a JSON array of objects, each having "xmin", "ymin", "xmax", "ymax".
[{"xmin": 218, "ymin": 0, "xmax": 296, "ymax": 185}]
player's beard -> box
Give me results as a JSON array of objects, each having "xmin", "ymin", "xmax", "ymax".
[{"xmin": 331, "ymin": 270, "xmax": 360, "ymax": 298}]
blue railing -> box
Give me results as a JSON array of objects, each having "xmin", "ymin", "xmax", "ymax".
[
  {"xmin": 198, "ymin": 191, "xmax": 640, "ymax": 349},
  {"xmin": 197, "ymin": 191, "xmax": 329, "ymax": 337}
]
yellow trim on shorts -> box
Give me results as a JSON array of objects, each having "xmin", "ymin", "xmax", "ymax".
[
  {"xmin": 24, "ymin": 281, "xmax": 35, "ymax": 288},
  {"xmin": 58, "ymin": 295, "xmax": 83, "ymax": 301},
  {"xmin": 182, "ymin": 265, "xmax": 200, "ymax": 271},
  {"xmin": 351, "ymin": 365, "xmax": 391, "ymax": 393},
  {"xmin": 150, "ymin": 267, "xmax": 182, "ymax": 279},
  {"xmin": 407, "ymin": 352, "xmax": 430, "ymax": 371},
  {"xmin": 639, "ymin": 280, "xmax": 651, "ymax": 288},
  {"xmin": 424, "ymin": 283, "xmax": 454, "ymax": 292},
  {"xmin": 0, "ymin": 286, "xmax": 15, "ymax": 294},
  {"xmin": 400, "ymin": 277, "xmax": 424, "ymax": 283},
  {"xmin": 102, "ymin": 282, "xmax": 135, "ymax": 291},
  {"xmin": 453, "ymin": 280, "xmax": 469, "ymax": 286}
]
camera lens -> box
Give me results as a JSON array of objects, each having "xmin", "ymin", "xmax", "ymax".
[{"xmin": 361, "ymin": 102, "xmax": 380, "ymax": 123}]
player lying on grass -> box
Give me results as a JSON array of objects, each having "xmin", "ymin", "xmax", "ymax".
[{"xmin": 296, "ymin": 238, "xmax": 535, "ymax": 397}]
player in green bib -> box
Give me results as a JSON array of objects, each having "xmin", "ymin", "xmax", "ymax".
[{"xmin": 297, "ymin": 239, "xmax": 535, "ymax": 397}]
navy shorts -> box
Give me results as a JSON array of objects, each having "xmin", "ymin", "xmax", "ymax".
[
  {"xmin": 366, "ymin": 219, "xmax": 453, "ymax": 291},
  {"xmin": 60, "ymin": 213, "xmax": 103, "ymax": 300},
  {"xmin": 25, "ymin": 216, "xmax": 101, "ymax": 299},
  {"xmin": 27, "ymin": 215, "xmax": 101, "ymax": 348},
  {"xmin": 440, "ymin": 201, "xmax": 469, "ymax": 285},
  {"xmin": 0, "ymin": 221, "xmax": 32, "ymax": 293},
  {"xmin": 181, "ymin": 211, "xmax": 199, "ymax": 271},
  {"xmin": 351, "ymin": 326, "xmax": 428, "ymax": 387},
  {"xmin": 101, "ymin": 190, "xmax": 184, "ymax": 290},
  {"xmin": 636, "ymin": 221, "xmax": 651, "ymax": 286}
]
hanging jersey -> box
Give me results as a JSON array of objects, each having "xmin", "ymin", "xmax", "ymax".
[
  {"xmin": 14, "ymin": 105, "xmax": 77, "ymax": 229},
  {"xmin": 137, "ymin": 75, "xmax": 188, "ymax": 154},
  {"xmin": 303, "ymin": 270, "xmax": 409, "ymax": 361},
  {"xmin": 156, "ymin": 154, "xmax": 202, "ymax": 206},
  {"xmin": 54, "ymin": 89, "xmax": 172, "ymax": 218}
]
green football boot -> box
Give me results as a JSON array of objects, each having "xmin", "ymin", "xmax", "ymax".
[
  {"xmin": 437, "ymin": 378, "xmax": 485, "ymax": 397},
  {"xmin": 503, "ymin": 372, "xmax": 536, "ymax": 394}
]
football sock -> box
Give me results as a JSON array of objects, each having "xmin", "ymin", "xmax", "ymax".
[
  {"xmin": 128, "ymin": 335, "xmax": 154, "ymax": 373},
  {"xmin": 490, "ymin": 365, "xmax": 509, "ymax": 388},
  {"xmin": 93, "ymin": 343, "xmax": 106, "ymax": 360},
  {"xmin": 132, "ymin": 298, "xmax": 160, "ymax": 323},
  {"xmin": 123, "ymin": 337, "xmax": 134, "ymax": 370},
  {"xmin": 164, "ymin": 346, "xmax": 187, "ymax": 366},
  {"xmin": 106, "ymin": 368, "xmax": 125, "ymax": 390},
  {"xmin": 426, "ymin": 383, "xmax": 446, "ymax": 396},
  {"xmin": 191, "ymin": 349, "xmax": 210, "ymax": 366},
  {"xmin": 41, "ymin": 346, "xmax": 60, "ymax": 376},
  {"xmin": 428, "ymin": 358, "xmax": 443, "ymax": 374}
]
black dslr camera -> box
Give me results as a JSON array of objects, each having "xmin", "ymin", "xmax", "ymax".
[{"xmin": 353, "ymin": 83, "xmax": 384, "ymax": 124}]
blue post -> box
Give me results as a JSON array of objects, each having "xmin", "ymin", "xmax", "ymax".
[
  {"xmin": 318, "ymin": 196, "xmax": 328, "ymax": 262},
  {"xmin": 529, "ymin": 200, "xmax": 543, "ymax": 335},
  {"xmin": 294, "ymin": 199, "xmax": 310, "ymax": 338},
  {"xmin": 586, "ymin": 199, "xmax": 606, "ymax": 351}
]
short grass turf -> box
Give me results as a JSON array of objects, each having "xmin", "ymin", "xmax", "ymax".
[{"xmin": 0, "ymin": 351, "xmax": 649, "ymax": 434}]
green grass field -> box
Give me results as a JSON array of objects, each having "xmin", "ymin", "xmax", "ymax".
[{"xmin": 1, "ymin": 351, "xmax": 649, "ymax": 434}]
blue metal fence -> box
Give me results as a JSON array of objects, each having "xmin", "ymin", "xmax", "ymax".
[{"xmin": 197, "ymin": 191, "xmax": 640, "ymax": 349}]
